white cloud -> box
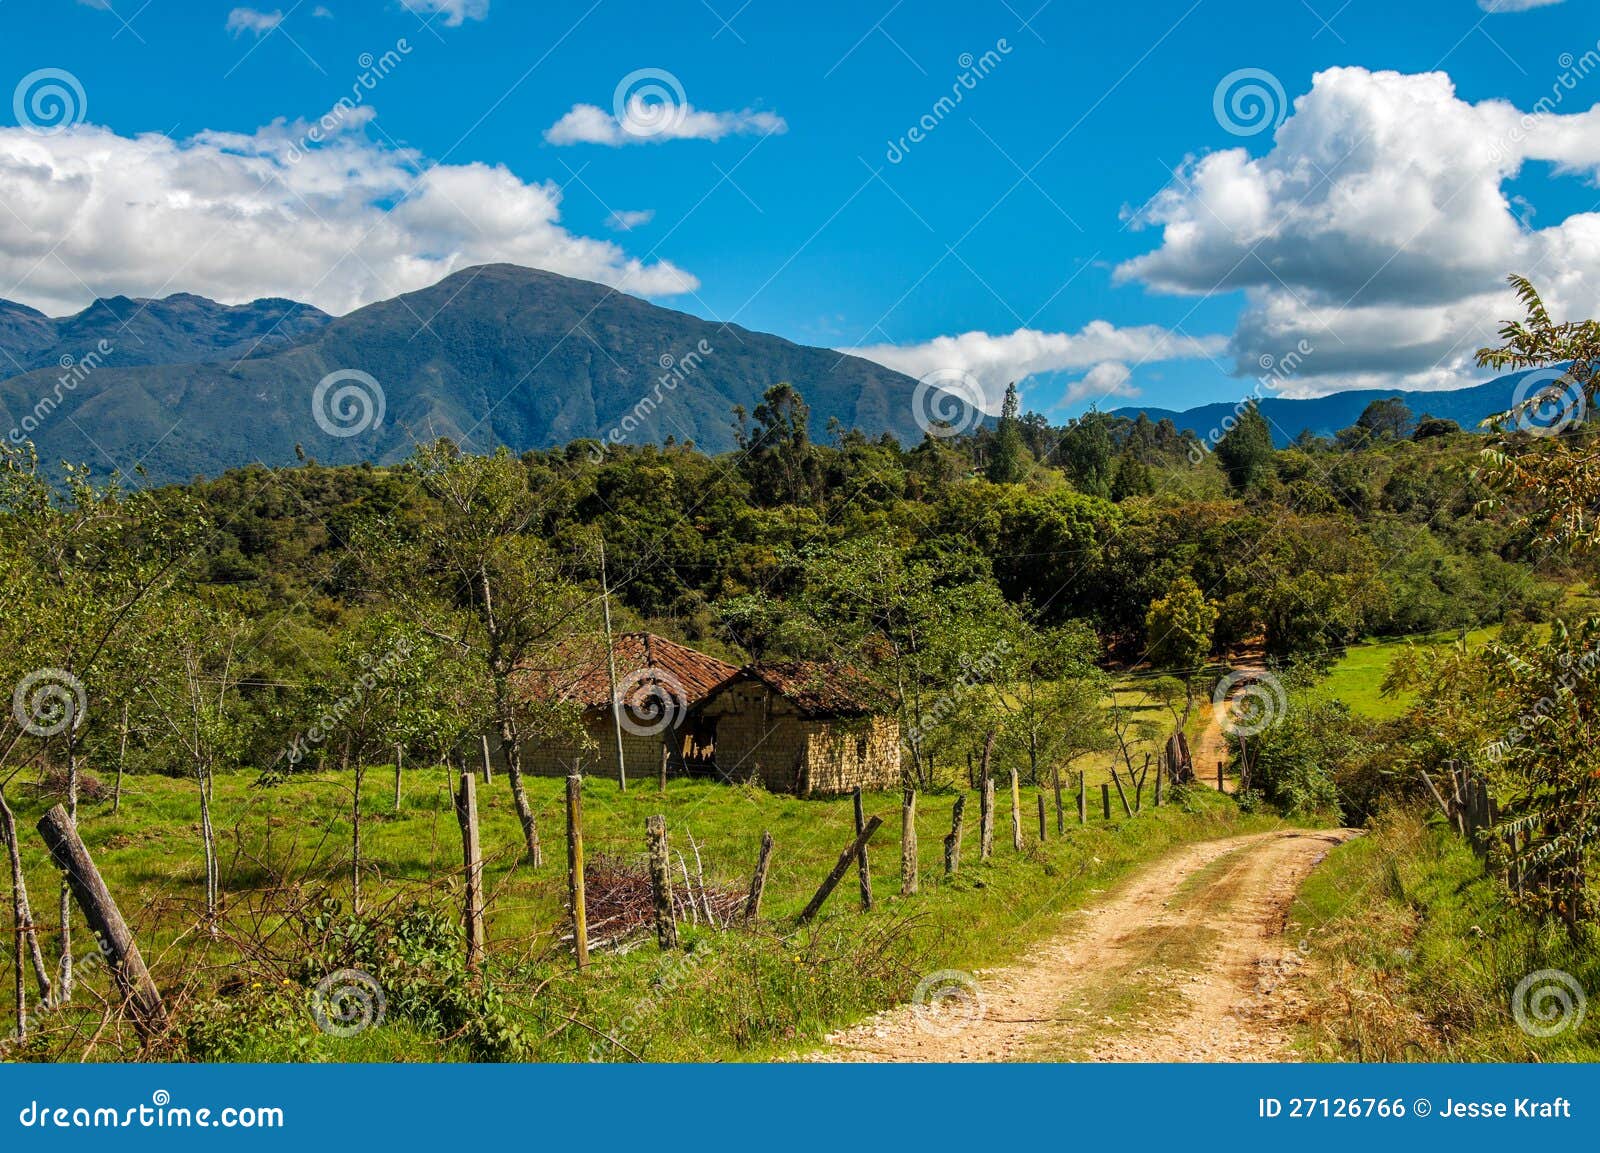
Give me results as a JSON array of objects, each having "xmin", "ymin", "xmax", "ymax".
[
  {"xmin": 1066, "ymin": 361, "xmax": 1136, "ymax": 405},
  {"xmin": 846, "ymin": 324, "xmax": 1225, "ymax": 409},
  {"xmin": 0, "ymin": 114, "xmax": 696, "ymax": 317},
  {"xmin": 399, "ymin": 0, "xmax": 487, "ymax": 25},
  {"xmin": 1117, "ymin": 66, "xmax": 1600, "ymax": 393},
  {"xmin": 545, "ymin": 97, "xmax": 786, "ymax": 146},
  {"xmin": 605, "ymin": 208, "xmax": 654, "ymax": 231},
  {"xmin": 1478, "ymin": 0, "xmax": 1563, "ymax": 12},
  {"xmin": 226, "ymin": 7, "xmax": 283, "ymax": 36}
]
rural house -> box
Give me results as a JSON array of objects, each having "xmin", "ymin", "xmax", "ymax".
[
  {"xmin": 509, "ymin": 632, "xmax": 738, "ymax": 779},
  {"xmin": 684, "ymin": 662, "xmax": 902, "ymax": 796}
]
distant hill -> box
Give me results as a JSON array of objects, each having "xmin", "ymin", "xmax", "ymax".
[
  {"xmin": 1111, "ymin": 375, "xmax": 1534, "ymax": 447},
  {"xmin": 0, "ymin": 264, "xmax": 926, "ymax": 484}
]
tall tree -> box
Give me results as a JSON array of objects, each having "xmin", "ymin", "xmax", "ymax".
[
  {"xmin": 986, "ymin": 382, "xmax": 1031, "ymax": 484},
  {"xmin": 1213, "ymin": 402, "xmax": 1275, "ymax": 491}
]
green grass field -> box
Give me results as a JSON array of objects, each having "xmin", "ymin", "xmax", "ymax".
[
  {"xmin": 2, "ymin": 763, "xmax": 1280, "ymax": 1062},
  {"xmin": 1317, "ymin": 628, "xmax": 1499, "ymax": 720}
]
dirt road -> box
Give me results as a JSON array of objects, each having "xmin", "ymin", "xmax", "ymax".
[{"xmin": 812, "ymin": 828, "xmax": 1357, "ymax": 1062}]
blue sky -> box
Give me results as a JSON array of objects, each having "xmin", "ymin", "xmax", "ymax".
[{"xmin": 2, "ymin": 0, "xmax": 1598, "ymax": 416}]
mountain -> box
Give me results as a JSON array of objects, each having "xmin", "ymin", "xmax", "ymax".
[
  {"xmin": 0, "ymin": 264, "xmax": 925, "ymax": 485},
  {"xmin": 1112, "ymin": 375, "xmax": 1533, "ymax": 447},
  {"xmin": 0, "ymin": 293, "xmax": 331, "ymax": 377}
]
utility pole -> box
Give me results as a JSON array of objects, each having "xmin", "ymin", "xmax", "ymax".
[{"xmin": 599, "ymin": 536, "xmax": 628, "ymax": 792}]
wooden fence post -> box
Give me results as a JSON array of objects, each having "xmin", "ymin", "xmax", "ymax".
[
  {"xmin": 393, "ymin": 743, "xmax": 404, "ymax": 813},
  {"xmin": 1009, "ymin": 767, "xmax": 1023, "ymax": 851},
  {"xmin": 798, "ymin": 817, "xmax": 884, "ymax": 922},
  {"xmin": 1155, "ymin": 756, "xmax": 1164, "ymax": 807},
  {"xmin": 646, "ymin": 814, "xmax": 678, "ymax": 949},
  {"xmin": 944, "ymin": 795, "xmax": 965, "ymax": 876},
  {"xmin": 1109, "ymin": 767, "xmax": 1133, "ymax": 818},
  {"xmin": 980, "ymin": 776, "xmax": 995, "ymax": 861},
  {"xmin": 453, "ymin": 772, "xmax": 485, "ymax": 972},
  {"xmin": 744, "ymin": 831, "xmax": 774, "ymax": 923},
  {"xmin": 1078, "ymin": 772, "xmax": 1087, "ymax": 825},
  {"xmin": 1217, "ymin": 759, "xmax": 1225, "ymax": 793},
  {"xmin": 901, "ymin": 788, "xmax": 918, "ymax": 896},
  {"xmin": 852, "ymin": 786, "xmax": 874, "ymax": 911},
  {"xmin": 566, "ymin": 775, "xmax": 588, "ymax": 970},
  {"xmin": 35, "ymin": 805, "xmax": 167, "ymax": 1042},
  {"xmin": 480, "ymin": 734, "xmax": 494, "ymax": 784},
  {"xmin": 658, "ymin": 741, "xmax": 670, "ymax": 793},
  {"xmin": 1102, "ymin": 782, "xmax": 1111, "ymax": 821},
  {"xmin": 1036, "ymin": 793, "xmax": 1046, "ymax": 841},
  {"xmin": 1052, "ymin": 766, "xmax": 1065, "ymax": 835}
]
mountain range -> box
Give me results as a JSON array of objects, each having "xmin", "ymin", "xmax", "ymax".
[
  {"xmin": 0, "ymin": 264, "xmax": 925, "ymax": 485},
  {"xmin": 0, "ymin": 262, "xmax": 1531, "ymax": 486}
]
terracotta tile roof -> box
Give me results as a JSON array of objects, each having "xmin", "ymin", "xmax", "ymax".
[
  {"xmin": 514, "ymin": 633, "xmax": 739, "ymax": 712},
  {"xmin": 726, "ymin": 661, "xmax": 891, "ymax": 718}
]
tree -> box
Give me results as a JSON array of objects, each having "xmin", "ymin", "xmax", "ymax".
[
  {"xmin": 1214, "ymin": 402, "xmax": 1275, "ymax": 490},
  {"xmin": 1144, "ymin": 575, "xmax": 1216, "ymax": 672},
  {"xmin": 986, "ymin": 382, "xmax": 1031, "ymax": 484},
  {"xmin": 993, "ymin": 617, "xmax": 1111, "ymax": 787},
  {"xmin": 1354, "ymin": 397, "xmax": 1414, "ymax": 442},
  {"xmin": 736, "ymin": 383, "xmax": 821, "ymax": 505}
]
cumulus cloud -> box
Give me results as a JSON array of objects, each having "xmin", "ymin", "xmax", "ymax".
[
  {"xmin": 1117, "ymin": 66, "xmax": 1600, "ymax": 393},
  {"xmin": 226, "ymin": 7, "xmax": 283, "ymax": 36},
  {"xmin": 399, "ymin": 0, "xmax": 487, "ymax": 24},
  {"xmin": 0, "ymin": 114, "xmax": 696, "ymax": 317},
  {"xmin": 545, "ymin": 97, "xmax": 786, "ymax": 146},
  {"xmin": 846, "ymin": 324, "xmax": 1225, "ymax": 409}
]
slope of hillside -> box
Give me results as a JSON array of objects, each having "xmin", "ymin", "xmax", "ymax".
[{"xmin": 0, "ymin": 264, "xmax": 925, "ymax": 483}]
